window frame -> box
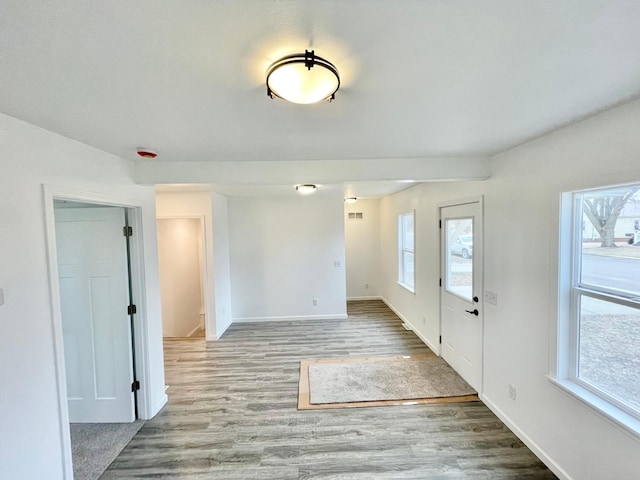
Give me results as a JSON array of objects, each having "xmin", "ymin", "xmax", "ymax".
[
  {"xmin": 552, "ymin": 183, "xmax": 640, "ymax": 438},
  {"xmin": 397, "ymin": 211, "xmax": 415, "ymax": 293}
]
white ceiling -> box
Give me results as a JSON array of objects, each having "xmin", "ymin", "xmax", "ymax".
[
  {"xmin": 2, "ymin": 1, "xmax": 640, "ymax": 197},
  {"xmin": 155, "ymin": 180, "xmax": 420, "ymax": 199}
]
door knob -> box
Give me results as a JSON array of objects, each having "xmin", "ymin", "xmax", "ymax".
[
  {"xmin": 473, "ymin": 296, "xmax": 479, "ymax": 303},
  {"xmin": 465, "ymin": 309, "xmax": 479, "ymax": 316}
]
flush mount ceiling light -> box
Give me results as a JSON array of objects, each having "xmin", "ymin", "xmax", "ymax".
[
  {"xmin": 295, "ymin": 184, "xmax": 318, "ymax": 195},
  {"xmin": 344, "ymin": 197, "xmax": 358, "ymax": 204},
  {"xmin": 266, "ymin": 50, "xmax": 340, "ymax": 104}
]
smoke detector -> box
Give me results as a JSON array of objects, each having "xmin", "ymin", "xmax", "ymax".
[{"xmin": 136, "ymin": 148, "xmax": 158, "ymax": 159}]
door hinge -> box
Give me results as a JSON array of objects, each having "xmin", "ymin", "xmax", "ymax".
[
  {"xmin": 128, "ymin": 304, "xmax": 137, "ymax": 315},
  {"xmin": 131, "ymin": 380, "xmax": 140, "ymax": 392},
  {"xmin": 439, "ymin": 278, "xmax": 442, "ymax": 287},
  {"xmin": 439, "ymin": 335, "xmax": 442, "ymax": 344},
  {"xmin": 439, "ymin": 220, "xmax": 442, "ymax": 228},
  {"xmin": 123, "ymin": 226, "xmax": 133, "ymax": 237}
]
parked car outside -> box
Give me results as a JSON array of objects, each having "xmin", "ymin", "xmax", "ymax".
[{"xmin": 451, "ymin": 235, "xmax": 473, "ymax": 259}]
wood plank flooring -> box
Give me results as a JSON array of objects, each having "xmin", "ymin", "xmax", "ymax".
[{"xmin": 103, "ymin": 300, "xmax": 556, "ymax": 479}]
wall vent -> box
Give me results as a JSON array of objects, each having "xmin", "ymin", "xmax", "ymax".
[{"xmin": 348, "ymin": 212, "xmax": 364, "ymax": 220}]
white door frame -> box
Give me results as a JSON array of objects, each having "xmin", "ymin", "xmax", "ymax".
[
  {"xmin": 43, "ymin": 185, "xmax": 152, "ymax": 480},
  {"xmin": 156, "ymin": 215, "xmax": 210, "ymax": 338},
  {"xmin": 438, "ymin": 195, "xmax": 484, "ymax": 394}
]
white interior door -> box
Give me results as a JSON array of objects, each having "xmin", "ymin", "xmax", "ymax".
[
  {"xmin": 440, "ymin": 201, "xmax": 483, "ymax": 391},
  {"xmin": 55, "ymin": 206, "xmax": 135, "ymax": 423}
]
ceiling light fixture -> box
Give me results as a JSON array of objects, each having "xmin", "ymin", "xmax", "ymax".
[
  {"xmin": 266, "ymin": 50, "xmax": 340, "ymax": 104},
  {"xmin": 295, "ymin": 184, "xmax": 318, "ymax": 195},
  {"xmin": 344, "ymin": 197, "xmax": 358, "ymax": 204}
]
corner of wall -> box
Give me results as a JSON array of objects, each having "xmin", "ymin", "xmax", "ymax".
[
  {"xmin": 150, "ymin": 393, "xmax": 169, "ymax": 419},
  {"xmin": 215, "ymin": 317, "xmax": 233, "ymax": 339}
]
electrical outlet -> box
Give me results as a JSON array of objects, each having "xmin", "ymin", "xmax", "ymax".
[
  {"xmin": 508, "ymin": 384, "xmax": 517, "ymax": 401},
  {"xmin": 334, "ymin": 260, "xmax": 341, "ymax": 267},
  {"xmin": 0, "ymin": 288, "xmax": 4, "ymax": 306},
  {"xmin": 365, "ymin": 283, "xmax": 369, "ymax": 289},
  {"xmin": 484, "ymin": 290, "xmax": 498, "ymax": 305},
  {"xmin": 422, "ymin": 316, "xmax": 426, "ymax": 324},
  {"xmin": 313, "ymin": 298, "xmax": 318, "ymax": 306}
]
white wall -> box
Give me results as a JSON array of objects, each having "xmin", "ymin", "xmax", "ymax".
[
  {"xmin": 379, "ymin": 99, "xmax": 640, "ymax": 480},
  {"xmin": 210, "ymin": 193, "xmax": 233, "ymax": 336},
  {"xmin": 157, "ymin": 218, "xmax": 204, "ymax": 337},
  {"xmin": 0, "ymin": 113, "xmax": 166, "ymax": 479},
  {"xmin": 228, "ymin": 194, "xmax": 347, "ymax": 321},
  {"xmin": 345, "ymin": 199, "xmax": 380, "ymax": 299}
]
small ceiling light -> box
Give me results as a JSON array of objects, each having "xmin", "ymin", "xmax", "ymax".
[
  {"xmin": 136, "ymin": 148, "xmax": 157, "ymax": 159},
  {"xmin": 295, "ymin": 184, "xmax": 318, "ymax": 195},
  {"xmin": 344, "ymin": 197, "xmax": 358, "ymax": 204},
  {"xmin": 266, "ymin": 50, "xmax": 340, "ymax": 104}
]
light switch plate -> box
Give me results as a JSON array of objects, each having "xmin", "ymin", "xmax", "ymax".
[
  {"xmin": 484, "ymin": 290, "xmax": 498, "ymax": 305},
  {"xmin": 0, "ymin": 288, "xmax": 4, "ymax": 306}
]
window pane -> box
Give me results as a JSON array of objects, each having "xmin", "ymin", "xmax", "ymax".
[
  {"xmin": 403, "ymin": 251, "xmax": 414, "ymax": 288},
  {"xmin": 445, "ymin": 218, "xmax": 473, "ymax": 301},
  {"xmin": 403, "ymin": 214, "xmax": 414, "ymax": 251},
  {"xmin": 578, "ymin": 296, "xmax": 640, "ymax": 411},
  {"xmin": 580, "ymin": 187, "xmax": 640, "ymax": 297}
]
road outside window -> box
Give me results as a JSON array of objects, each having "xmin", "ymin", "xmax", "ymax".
[{"xmin": 569, "ymin": 184, "xmax": 640, "ymax": 420}]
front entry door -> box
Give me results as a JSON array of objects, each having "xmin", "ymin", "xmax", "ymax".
[
  {"xmin": 55, "ymin": 206, "xmax": 135, "ymax": 423},
  {"xmin": 440, "ymin": 201, "xmax": 483, "ymax": 392}
]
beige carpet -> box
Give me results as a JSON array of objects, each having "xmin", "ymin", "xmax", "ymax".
[
  {"xmin": 298, "ymin": 354, "xmax": 478, "ymax": 410},
  {"xmin": 70, "ymin": 420, "xmax": 144, "ymax": 480}
]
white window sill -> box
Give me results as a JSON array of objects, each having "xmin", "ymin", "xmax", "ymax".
[
  {"xmin": 547, "ymin": 375, "xmax": 640, "ymax": 439},
  {"xmin": 397, "ymin": 281, "xmax": 415, "ymax": 294}
]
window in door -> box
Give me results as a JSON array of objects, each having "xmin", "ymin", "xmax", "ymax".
[
  {"xmin": 398, "ymin": 212, "xmax": 415, "ymax": 292},
  {"xmin": 444, "ymin": 218, "xmax": 474, "ymax": 302}
]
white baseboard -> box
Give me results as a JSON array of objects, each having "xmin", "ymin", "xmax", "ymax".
[
  {"xmin": 377, "ymin": 298, "xmax": 570, "ymax": 479},
  {"xmin": 380, "ymin": 296, "xmax": 440, "ymax": 354},
  {"xmin": 379, "ymin": 296, "xmax": 409, "ymax": 323},
  {"xmin": 149, "ymin": 393, "xmax": 168, "ymax": 419},
  {"xmin": 481, "ymin": 394, "xmax": 572, "ymax": 480},
  {"xmin": 214, "ymin": 318, "xmax": 232, "ymax": 339},
  {"xmin": 233, "ymin": 313, "xmax": 349, "ymax": 323},
  {"xmin": 347, "ymin": 295, "xmax": 382, "ymax": 301},
  {"xmin": 186, "ymin": 323, "xmax": 203, "ymax": 338},
  {"xmin": 404, "ymin": 318, "xmax": 440, "ymax": 355}
]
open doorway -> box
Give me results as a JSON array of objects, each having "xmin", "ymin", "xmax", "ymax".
[
  {"xmin": 157, "ymin": 217, "xmax": 206, "ymax": 338},
  {"xmin": 44, "ymin": 185, "xmax": 154, "ymax": 480},
  {"xmin": 53, "ymin": 199, "xmax": 143, "ymax": 479}
]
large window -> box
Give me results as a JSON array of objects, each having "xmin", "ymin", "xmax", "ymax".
[
  {"xmin": 398, "ymin": 212, "xmax": 415, "ymax": 292},
  {"xmin": 558, "ymin": 183, "xmax": 640, "ymax": 430}
]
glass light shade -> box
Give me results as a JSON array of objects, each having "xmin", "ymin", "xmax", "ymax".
[
  {"xmin": 266, "ymin": 51, "xmax": 340, "ymax": 104},
  {"xmin": 344, "ymin": 197, "xmax": 358, "ymax": 204}
]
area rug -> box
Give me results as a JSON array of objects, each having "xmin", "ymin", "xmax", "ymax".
[{"xmin": 298, "ymin": 354, "xmax": 478, "ymax": 410}]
